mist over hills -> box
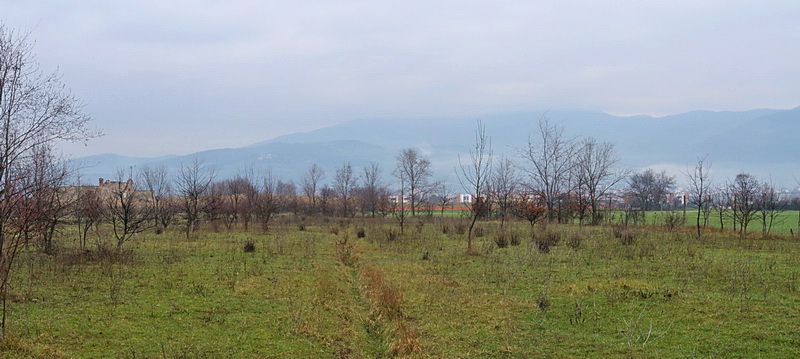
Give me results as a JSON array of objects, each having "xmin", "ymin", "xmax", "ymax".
[{"xmin": 72, "ymin": 107, "xmax": 800, "ymax": 187}]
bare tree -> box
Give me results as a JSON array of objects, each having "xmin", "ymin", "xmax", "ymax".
[
  {"xmin": 396, "ymin": 148, "xmax": 432, "ymax": 217},
  {"xmin": 360, "ymin": 162, "xmax": 385, "ymax": 217},
  {"xmin": 711, "ymin": 185, "xmax": 730, "ymax": 232},
  {"xmin": 729, "ymin": 172, "xmax": 760, "ymax": 235},
  {"xmin": 318, "ymin": 185, "xmax": 335, "ymax": 216},
  {"xmin": 418, "ymin": 181, "xmax": 437, "ymax": 217},
  {"xmin": 25, "ymin": 146, "xmax": 72, "ymax": 254},
  {"xmin": 138, "ymin": 165, "xmax": 173, "ymax": 233},
  {"xmin": 0, "ymin": 24, "xmax": 99, "ymax": 338},
  {"xmin": 215, "ymin": 180, "xmax": 237, "ymax": 231},
  {"xmin": 796, "ymin": 177, "xmax": 800, "ymax": 236},
  {"xmin": 276, "ymin": 179, "xmax": 298, "ymax": 214},
  {"xmin": 104, "ymin": 169, "xmax": 153, "ymax": 249},
  {"xmin": 239, "ymin": 171, "xmax": 259, "ymax": 231},
  {"xmin": 434, "ymin": 181, "xmax": 452, "ymax": 218},
  {"xmin": 575, "ymin": 137, "xmax": 627, "ymax": 225},
  {"xmin": 519, "ymin": 116, "xmax": 577, "ymax": 222},
  {"xmin": 204, "ymin": 181, "xmax": 226, "ymax": 231},
  {"xmin": 253, "ymin": 171, "xmax": 282, "ymax": 232},
  {"xmin": 567, "ymin": 166, "xmax": 588, "ymax": 225},
  {"xmin": 757, "ymin": 179, "xmax": 785, "ymax": 236},
  {"xmin": 334, "ymin": 162, "xmax": 356, "ymax": 217},
  {"xmin": 684, "ymin": 157, "xmax": 713, "ymax": 238},
  {"xmin": 391, "ymin": 167, "xmax": 409, "ymax": 233},
  {"xmin": 457, "ymin": 120, "xmax": 492, "ymax": 251},
  {"xmin": 74, "ymin": 179, "xmax": 102, "ymax": 249},
  {"xmin": 491, "ymin": 157, "xmax": 518, "ymax": 228},
  {"xmin": 175, "ymin": 157, "xmax": 216, "ymax": 238},
  {"xmin": 301, "ymin": 163, "xmax": 325, "ymax": 213},
  {"xmin": 213, "ymin": 176, "xmax": 248, "ymax": 230}
]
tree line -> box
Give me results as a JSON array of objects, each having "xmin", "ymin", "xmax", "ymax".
[{"xmin": 65, "ymin": 116, "xmax": 793, "ymax": 247}]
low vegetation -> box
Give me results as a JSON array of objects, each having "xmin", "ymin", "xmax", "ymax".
[{"xmin": 1, "ymin": 216, "xmax": 799, "ymax": 358}]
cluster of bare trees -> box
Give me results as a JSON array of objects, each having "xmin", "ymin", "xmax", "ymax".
[
  {"xmin": 214, "ymin": 169, "xmax": 300, "ymax": 233},
  {"xmin": 0, "ymin": 23, "xmax": 99, "ymax": 338},
  {"xmin": 365, "ymin": 117, "xmax": 631, "ymax": 251},
  {"xmin": 376, "ymin": 117, "xmax": 629, "ymax": 248},
  {"xmin": 15, "ymin": 117, "xmax": 791, "ymax": 259},
  {"xmin": 516, "ymin": 117, "xmax": 628, "ymax": 226},
  {"xmin": 624, "ymin": 158, "xmax": 789, "ymax": 237},
  {"xmin": 42, "ymin": 158, "xmax": 390, "ymax": 249},
  {"xmin": 448, "ymin": 117, "xmax": 790, "ymax": 240},
  {"xmin": 88, "ymin": 159, "xmax": 392, "ymax": 237},
  {"xmin": 415, "ymin": 118, "xmax": 630, "ymax": 250},
  {"xmin": 709, "ymin": 173, "xmax": 786, "ymax": 236},
  {"xmin": 625, "ymin": 168, "xmax": 677, "ymax": 225}
]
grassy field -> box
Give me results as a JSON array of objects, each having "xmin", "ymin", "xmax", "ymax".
[
  {"xmin": 622, "ymin": 210, "xmax": 800, "ymax": 236},
  {"xmin": 411, "ymin": 208, "xmax": 800, "ymax": 236},
  {"xmin": 1, "ymin": 218, "xmax": 800, "ymax": 358}
]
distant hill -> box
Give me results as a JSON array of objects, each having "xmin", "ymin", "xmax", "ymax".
[
  {"xmin": 702, "ymin": 107, "xmax": 800, "ymax": 163},
  {"xmin": 71, "ymin": 108, "xmax": 800, "ymax": 187},
  {"xmin": 73, "ymin": 140, "xmax": 394, "ymax": 185}
]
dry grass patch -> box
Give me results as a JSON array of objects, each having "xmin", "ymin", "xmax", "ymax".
[{"xmin": 360, "ymin": 264, "xmax": 422, "ymax": 357}]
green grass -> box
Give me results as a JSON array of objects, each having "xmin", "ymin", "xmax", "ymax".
[
  {"xmin": 615, "ymin": 210, "xmax": 800, "ymax": 236},
  {"xmin": 389, "ymin": 208, "xmax": 800, "ymax": 234},
  {"xmin": 2, "ymin": 218, "xmax": 800, "ymax": 357}
]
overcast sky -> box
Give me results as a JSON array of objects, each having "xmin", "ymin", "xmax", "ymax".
[{"xmin": 3, "ymin": 1, "xmax": 798, "ymax": 158}]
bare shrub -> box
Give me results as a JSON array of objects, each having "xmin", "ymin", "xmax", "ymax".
[
  {"xmin": 55, "ymin": 249, "xmax": 92, "ymax": 267},
  {"xmin": 535, "ymin": 230, "xmax": 561, "ymax": 253},
  {"xmin": 620, "ymin": 231, "xmax": 637, "ymax": 246},
  {"xmin": 570, "ymin": 301, "xmax": 586, "ymax": 325},
  {"xmin": 509, "ymin": 232, "xmax": 521, "ymax": 246},
  {"xmin": 384, "ymin": 229, "xmax": 399, "ymax": 242},
  {"xmin": 612, "ymin": 225, "xmax": 625, "ymax": 239},
  {"xmin": 356, "ymin": 228, "xmax": 366, "ymax": 238},
  {"xmin": 441, "ymin": 224, "xmax": 450, "ymax": 234},
  {"xmin": 297, "ymin": 223, "xmax": 306, "ymax": 231},
  {"xmin": 473, "ymin": 227, "xmax": 484, "ymax": 238},
  {"xmin": 494, "ymin": 232, "xmax": 509, "ymax": 248},
  {"xmin": 159, "ymin": 248, "xmax": 183, "ymax": 265},
  {"xmin": 243, "ymin": 239, "xmax": 256, "ymax": 253},
  {"xmin": 663, "ymin": 211, "xmax": 684, "ymax": 231},
  {"xmin": 480, "ymin": 240, "xmax": 495, "ymax": 255},
  {"xmin": 335, "ymin": 237, "xmax": 357, "ymax": 266},
  {"xmin": 454, "ymin": 223, "xmax": 466, "ymax": 235},
  {"xmin": 567, "ymin": 233, "xmax": 583, "ymax": 250},
  {"xmin": 96, "ymin": 245, "xmax": 135, "ymax": 264},
  {"xmin": 537, "ymin": 295, "xmax": 551, "ymax": 312},
  {"xmin": 415, "ymin": 220, "xmax": 425, "ymax": 235}
]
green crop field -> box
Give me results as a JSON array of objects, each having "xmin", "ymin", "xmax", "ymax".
[
  {"xmin": 607, "ymin": 210, "xmax": 800, "ymax": 236},
  {"xmin": 2, "ymin": 218, "xmax": 800, "ymax": 358}
]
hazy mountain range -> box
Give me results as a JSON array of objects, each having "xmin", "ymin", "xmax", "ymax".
[{"xmin": 71, "ymin": 107, "xmax": 800, "ymax": 187}]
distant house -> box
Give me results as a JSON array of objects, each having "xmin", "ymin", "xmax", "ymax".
[
  {"xmin": 388, "ymin": 194, "xmax": 410, "ymax": 204},
  {"xmin": 454, "ymin": 193, "xmax": 472, "ymax": 203},
  {"xmin": 61, "ymin": 178, "xmax": 152, "ymax": 204}
]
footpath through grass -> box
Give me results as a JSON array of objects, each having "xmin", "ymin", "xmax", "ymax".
[{"xmin": 2, "ymin": 219, "xmax": 800, "ymax": 358}]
